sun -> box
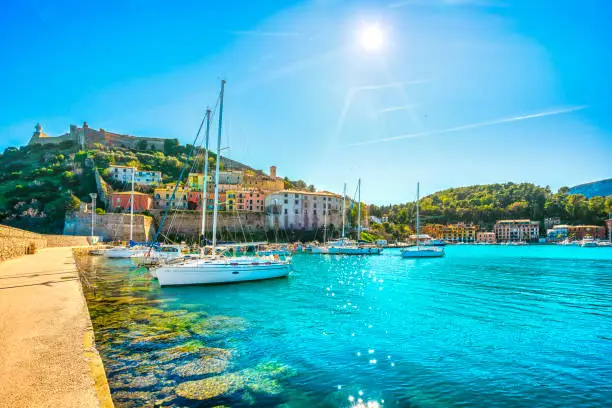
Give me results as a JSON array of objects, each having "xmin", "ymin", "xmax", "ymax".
[{"xmin": 359, "ymin": 25, "xmax": 384, "ymax": 51}]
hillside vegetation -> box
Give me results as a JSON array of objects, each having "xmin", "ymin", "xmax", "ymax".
[{"xmin": 370, "ymin": 183, "xmax": 612, "ymax": 231}]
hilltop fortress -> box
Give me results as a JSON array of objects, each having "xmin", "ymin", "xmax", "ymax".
[{"xmin": 28, "ymin": 122, "xmax": 168, "ymax": 151}]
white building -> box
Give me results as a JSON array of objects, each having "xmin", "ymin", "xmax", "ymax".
[
  {"xmin": 265, "ymin": 190, "xmax": 343, "ymax": 230},
  {"xmin": 109, "ymin": 165, "xmax": 162, "ymax": 186}
]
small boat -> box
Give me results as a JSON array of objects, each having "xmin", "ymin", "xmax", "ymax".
[
  {"xmin": 103, "ymin": 246, "xmax": 147, "ymax": 259},
  {"xmin": 426, "ymin": 238, "xmax": 447, "ymax": 246},
  {"xmin": 581, "ymin": 237, "xmax": 598, "ymax": 247},
  {"xmin": 256, "ymin": 244, "xmax": 292, "ymax": 257},
  {"xmin": 318, "ymin": 180, "xmax": 383, "ymax": 256},
  {"xmin": 132, "ymin": 244, "xmax": 186, "ymax": 266},
  {"xmin": 401, "ymin": 183, "xmax": 445, "ymax": 259},
  {"xmin": 89, "ymin": 245, "xmax": 113, "ymax": 256},
  {"xmin": 597, "ymin": 241, "xmax": 612, "ymax": 247}
]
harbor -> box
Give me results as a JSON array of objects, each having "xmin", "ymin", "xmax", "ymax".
[{"xmin": 74, "ymin": 244, "xmax": 612, "ymax": 407}]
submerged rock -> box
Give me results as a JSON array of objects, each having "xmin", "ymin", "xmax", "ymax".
[
  {"xmin": 175, "ymin": 373, "xmax": 244, "ymax": 400},
  {"xmin": 173, "ymin": 357, "xmax": 230, "ymax": 377}
]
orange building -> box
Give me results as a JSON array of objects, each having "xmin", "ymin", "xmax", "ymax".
[
  {"xmin": 568, "ymin": 225, "xmax": 606, "ymax": 240},
  {"xmin": 109, "ymin": 192, "xmax": 153, "ymax": 211},
  {"xmin": 188, "ymin": 191, "xmax": 226, "ymax": 211}
]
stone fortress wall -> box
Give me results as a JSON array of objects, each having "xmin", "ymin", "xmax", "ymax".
[{"xmin": 28, "ymin": 122, "xmax": 167, "ymax": 151}]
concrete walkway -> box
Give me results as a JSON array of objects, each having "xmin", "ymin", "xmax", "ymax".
[{"xmin": 0, "ymin": 247, "xmax": 113, "ymax": 408}]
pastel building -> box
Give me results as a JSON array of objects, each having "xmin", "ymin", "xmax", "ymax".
[
  {"xmin": 494, "ymin": 220, "xmax": 540, "ymax": 242},
  {"xmin": 422, "ymin": 223, "xmax": 479, "ymax": 242},
  {"xmin": 265, "ymin": 190, "xmax": 343, "ymax": 230},
  {"xmin": 153, "ymin": 184, "xmax": 189, "ymax": 210},
  {"xmin": 187, "ymin": 191, "xmax": 225, "ymax": 211},
  {"xmin": 243, "ymin": 166, "xmax": 285, "ymax": 192},
  {"xmin": 606, "ymin": 219, "xmax": 612, "ymax": 241},
  {"xmin": 476, "ymin": 232, "xmax": 496, "ymax": 243},
  {"xmin": 546, "ymin": 225, "xmax": 569, "ymax": 242},
  {"xmin": 109, "ymin": 192, "xmax": 153, "ymax": 211},
  {"xmin": 568, "ymin": 225, "xmax": 606, "ymax": 240},
  {"xmin": 109, "ymin": 165, "xmax": 162, "ymax": 186},
  {"xmin": 187, "ymin": 172, "xmax": 212, "ymax": 191},
  {"xmin": 233, "ymin": 189, "xmax": 266, "ymax": 212}
]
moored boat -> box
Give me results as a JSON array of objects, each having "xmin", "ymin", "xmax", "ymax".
[{"xmin": 401, "ymin": 183, "xmax": 445, "ymax": 259}]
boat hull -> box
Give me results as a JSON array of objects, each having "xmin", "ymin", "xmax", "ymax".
[
  {"xmin": 103, "ymin": 248, "xmax": 145, "ymax": 259},
  {"xmin": 154, "ymin": 262, "xmax": 291, "ymax": 286},
  {"xmin": 328, "ymin": 247, "xmax": 383, "ymax": 255},
  {"xmin": 401, "ymin": 248, "xmax": 445, "ymax": 258}
]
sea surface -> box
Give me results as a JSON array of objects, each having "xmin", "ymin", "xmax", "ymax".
[{"xmin": 78, "ymin": 245, "xmax": 612, "ymax": 407}]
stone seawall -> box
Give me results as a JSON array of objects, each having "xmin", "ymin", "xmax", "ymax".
[
  {"xmin": 0, "ymin": 225, "xmax": 91, "ymax": 262},
  {"xmin": 154, "ymin": 210, "xmax": 266, "ymax": 237},
  {"xmin": 0, "ymin": 225, "xmax": 48, "ymax": 262},
  {"xmin": 64, "ymin": 212, "xmax": 155, "ymax": 242}
]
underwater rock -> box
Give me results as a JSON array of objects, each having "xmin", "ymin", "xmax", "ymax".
[
  {"xmin": 173, "ymin": 357, "xmax": 230, "ymax": 377},
  {"xmin": 111, "ymin": 373, "xmax": 158, "ymax": 390},
  {"xmin": 175, "ymin": 373, "xmax": 244, "ymax": 400}
]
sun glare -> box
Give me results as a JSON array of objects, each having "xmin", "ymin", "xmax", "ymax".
[{"xmin": 360, "ymin": 25, "xmax": 384, "ymax": 51}]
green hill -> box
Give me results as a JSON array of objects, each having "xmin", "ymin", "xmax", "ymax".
[{"xmin": 370, "ymin": 182, "xmax": 612, "ymax": 230}]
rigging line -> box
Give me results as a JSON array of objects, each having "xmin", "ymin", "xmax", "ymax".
[{"xmin": 150, "ymin": 99, "xmax": 216, "ymax": 249}]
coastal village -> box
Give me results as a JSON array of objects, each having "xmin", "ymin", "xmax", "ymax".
[{"xmin": 18, "ymin": 122, "xmax": 612, "ymax": 245}]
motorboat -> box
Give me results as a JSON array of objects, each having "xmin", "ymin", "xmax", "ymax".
[{"xmin": 103, "ymin": 246, "xmax": 147, "ymax": 259}]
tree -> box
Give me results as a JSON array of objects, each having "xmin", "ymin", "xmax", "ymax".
[
  {"xmin": 163, "ymin": 139, "xmax": 180, "ymax": 155},
  {"xmin": 136, "ymin": 140, "xmax": 149, "ymax": 151},
  {"xmin": 64, "ymin": 194, "xmax": 81, "ymax": 212}
]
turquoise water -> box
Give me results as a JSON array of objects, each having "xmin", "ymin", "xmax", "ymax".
[{"xmin": 85, "ymin": 246, "xmax": 612, "ymax": 407}]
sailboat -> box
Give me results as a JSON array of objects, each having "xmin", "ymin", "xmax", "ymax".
[
  {"xmin": 150, "ymin": 80, "xmax": 291, "ymax": 286},
  {"xmin": 401, "ymin": 182, "xmax": 445, "ymax": 258},
  {"xmin": 326, "ymin": 179, "xmax": 382, "ymax": 255},
  {"xmin": 104, "ymin": 168, "xmax": 147, "ymax": 259}
]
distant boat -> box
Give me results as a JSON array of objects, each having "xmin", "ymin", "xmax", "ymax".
[
  {"xmin": 401, "ymin": 183, "xmax": 444, "ymax": 259},
  {"xmin": 581, "ymin": 237, "xmax": 598, "ymax": 248}
]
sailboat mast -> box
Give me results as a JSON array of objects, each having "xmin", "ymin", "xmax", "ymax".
[
  {"xmin": 200, "ymin": 108, "xmax": 212, "ymax": 238},
  {"xmin": 211, "ymin": 80, "xmax": 226, "ymax": 250},
  {"xmin": 130, "ymin": 167, "xmax": 135, "ymax": 242},
  {"xmin": 416, "ymin": 182, "xmax": 420, "ymax": 248},
  {"xmin": 341, "ymin": 183, "xmax": 347, "ymax": 242},
  {"xmin": 357, "ymin": 178, "xmax": 361, "ymax": 242},
  {"xmin": 323, "ymin": 196, "xmax": 327, "ymax": 244}
]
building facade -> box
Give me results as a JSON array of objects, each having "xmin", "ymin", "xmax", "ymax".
[
  {"xmin": 546, "ymin": 225, "xmax": 569, "ymax": 242},
  {"xmin": 153, "ymin": 184, "xmax": 189, "ymax": 210},
  {"xmin": 568, "ymin": 225, "xmax": 606, "ymax": 240},
  {"xmin": 265, "ymin": 190, "xmax": 343, "ymax": 231},
  {"xmin": 187, "ymin": 172, "xmax": 212, "ymax": 191},
  {"xmin": 243, "ymin": 166, "xmax": 285, "ymax": 192},
  {"xmin": 476, "ymin": 232, "xmax": 496, "ymax": 243},
  {"xmin": 109, "ymin": 165, "xmax": 162, "ymax": 186},
  {"xmin": 606, "ymin": 219, "xmax": 612, "ymax": 241},
  {"xmin": 109, "ymin": 192, "xmax": 153, "ymax": 211},
  {"xmin": 422, "ymin": 223, "xmax": 479, "ymax": 242},
  {"xmin": 494, "ymin": 220, "xmax": 540, "ymax": 242}
]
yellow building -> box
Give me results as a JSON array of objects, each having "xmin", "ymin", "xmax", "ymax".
[
  {"xmin": 153, "ymin": 183, "xmax": 189, "ymax": 209},
  {"xmin": 243, "ymin": 166, "xmax": 284, "ymax": 192},
  {"xmin": 187, "ymin": 172, "xmax": 212, "ymax": 191},
  {"xmin": 422, "ymin": 223, "xmax": 479, "ymax": 243}
]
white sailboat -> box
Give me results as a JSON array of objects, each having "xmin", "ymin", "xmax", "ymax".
[
  {"xmin": 401, "ymin": 183, "xmax": 445, "ymax": 258},
  {"xmin": 326, "ymin": 179, "xmax": 382, "ymax": 255},
  {"xmin": 104, "ymin": 168, "xmax": 147, "ymax": 259},
  {"xmin": 151, "ymin": 80, "xmax": 291, "ymax": 286}
]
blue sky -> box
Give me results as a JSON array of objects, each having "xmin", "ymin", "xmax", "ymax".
[{"xmin": 1, "ymin": 0, "xmax": 611, "ymax": 204}]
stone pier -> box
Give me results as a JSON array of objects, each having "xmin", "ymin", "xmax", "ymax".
[{"xmin": 0, "ymin": 247, "xmax": 113, "ymax": 407}]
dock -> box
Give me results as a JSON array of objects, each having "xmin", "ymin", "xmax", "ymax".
[{"xmin": 0, "ymin": 247, "xmax": 113, "ymax": 408}]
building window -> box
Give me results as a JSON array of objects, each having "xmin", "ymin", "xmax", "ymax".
[
  {"xmin": 295, "ymin": 200, "xmax": 298, "ymax": 205},
  {"xmin": 284, "ymin": 199, "xmax": 288, "ymax": 204},
  {"xmin": 295, "ymin": 209, "xmax": 298, "ymax": 214},
  {"xmin": 284, "ymin": 209, "xmax": 288, "ymax": 215}
]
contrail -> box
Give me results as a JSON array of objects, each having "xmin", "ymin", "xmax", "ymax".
[
  {"xmin": 351, "ymin": 105, "xmax": 588, "ymax": 146},
  {"xmin": 376, "ymin": 104, "xmax": 419, "ymax": 115},
  {"xmin": 335, "ymin": 80, "xmax": 429, "ymax": 137}
]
